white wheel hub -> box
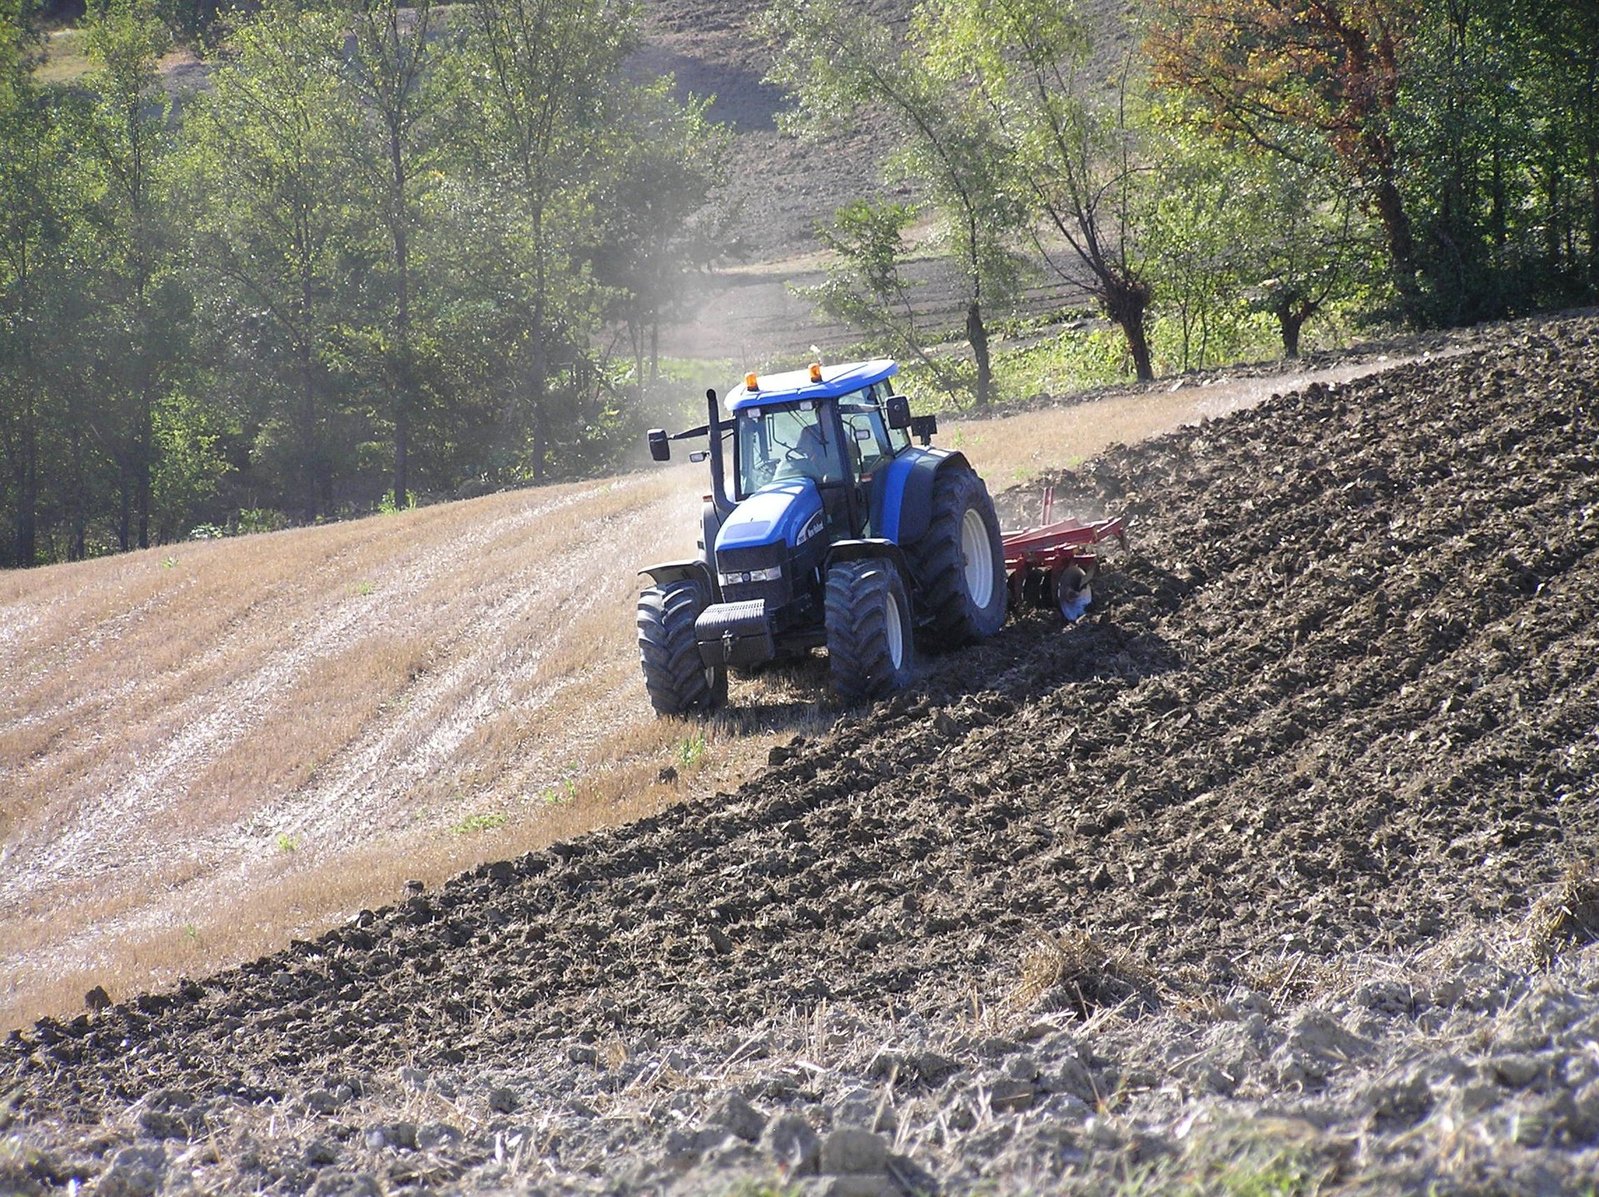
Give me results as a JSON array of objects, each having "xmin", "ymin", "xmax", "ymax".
[
  {"xmin": 885, "ymin": 585, "xmax": 904, "ymax": 669},
  {"xmin": 961, "ymin": 508, "xmax": 994, "ymax": 608}
]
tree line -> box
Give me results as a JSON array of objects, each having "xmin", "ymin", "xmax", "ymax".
[
  {"xmin": 766, "ymin": 0, "xmax": 1599, "ymax": 406},
  {"xmin": 5, "ymin": 0, "xmax": 1597, "ymax": 567},
  {"xmin": 1, "ymin": 0, "xmax": 729, "ymax": 567}
]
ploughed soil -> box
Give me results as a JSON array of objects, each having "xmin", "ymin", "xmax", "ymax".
[{"xmin": 4, "ymin": 317, "xmax": 1598, "ymax": 1193}]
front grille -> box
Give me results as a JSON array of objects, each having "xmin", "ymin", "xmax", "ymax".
[
  {"xmin": 718, "ymin": 544, "xmax": 791, "ymax": 606},
  {"xmin": 721, "ymin": 576, "xmax": 789, "ymax": 606}
]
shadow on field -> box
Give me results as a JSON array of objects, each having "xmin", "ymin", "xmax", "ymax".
[{"xmin": 717, "ymin": 570, "xmax": 1187, "ymax": 738}]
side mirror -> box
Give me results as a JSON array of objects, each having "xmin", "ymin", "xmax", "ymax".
[
  {"xmin": 909, "ymin": 414, "xmax": 938, "ymax": 445},
  {"xmin": 648, "ymin": 429, "xmax": 670, "ymax": 462},
  {"xmin": 885, "ymin": 395, "xmax": 911, "ymax": 430}
]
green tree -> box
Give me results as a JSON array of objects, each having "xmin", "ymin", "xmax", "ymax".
[
  {"xmin": 182, "ymin": 0, "xmax": 358, "ymax": 519},
  {"xmin": 765, "ymin": 0, "xmax": 1027, "ymax": 407},
  {"xmin": 795, "ymin": 198, "xmax": 973, "ymax": 404},
  {"xmin": 341, "ymin": 0, "xmax": 455, "ymax": 510},
  {"xmin": 460, "ymin": 0, "xmax": 637, "ymax": 482},
  {"xmin": 1150, "ymin": 0, "xmax": 1422, "ymax": 313},
  {"xmin": 1144, "ymin": 115, "xmax": 1372, "ymax": 362},
  {"xmin": 1150, "ymin": 0, "xmax": 1599, "ymax": 321},
  {"xmin": 1397, "ymin": 0, "xmax": 1599, "ymax": 317},
  {"xmin": 0, "ymin": 0, "xmax": 63, "ymax": 565},
  {"xmin": 1141, "ymin": 137, "xmax": 1248, "ymax": 371},
  {"xmin": 1240, "ymin": 156, "xmax": 1370, "ymax": 358},
  {"xmin": 78, "ymin": 0, "xmax": 190, "ymax": 550},
  {"xmin": 591, "ymin": 81, "xmax": 732, "ymax": 394},
  {"xmin": 928, "ymin": 0, "xmax": 1160, "ymax": 382}
]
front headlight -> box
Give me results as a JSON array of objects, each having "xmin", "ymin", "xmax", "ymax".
[{"xmin": 719, "ymin": 565, "xmax": 783, "ymax": 585}]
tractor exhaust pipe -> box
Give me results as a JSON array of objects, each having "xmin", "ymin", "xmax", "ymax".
[{"xmin": 706, "ymin": 388, "xmax": 733, "ymax": 518}]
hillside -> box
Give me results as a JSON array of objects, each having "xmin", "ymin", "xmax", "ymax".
[
  {"xmin": 1, "ymin": 347, "xmax": 1397, "ymax": 1034},
  {"xmin": 2, "ymin": 317, "xmax": 1596, "ymax": 1194}
]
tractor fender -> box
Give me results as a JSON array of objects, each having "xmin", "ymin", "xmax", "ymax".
[
  {"xmin": 873, "ymin": 448, "xmax": 971, "ymax": 546},
  {"xmin": 639, "ymin": 559, "xmax": 717, "ymax": 603},
  {"xmin": 824, "ymin": 539, "xmax": 914, "ymax": 599}
]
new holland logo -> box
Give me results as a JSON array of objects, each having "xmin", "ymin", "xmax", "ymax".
[{"xmin": 795, "ymin": 511, "xmax": 823, "ymax": 546}]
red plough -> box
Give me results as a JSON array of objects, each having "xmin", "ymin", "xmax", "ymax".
[{"xmin": 1002, "ymin": 487, "xmax": 1128, "ymax": 622}]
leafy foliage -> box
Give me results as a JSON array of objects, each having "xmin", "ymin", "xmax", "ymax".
[
  {"xmin": 1149, "ymin": 0, "xmax": 1599, "ymax": 322},
  {"xmin": 764, "ymin": 0, "xmax": 1029, "ymax": 406},
  {"xmin": 0, "ymin": 0, "xmax": 729, "ymax": 565}
]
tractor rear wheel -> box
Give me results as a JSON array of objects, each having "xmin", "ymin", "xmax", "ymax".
[
  {"xmin": 825, "ymin": 560, "xmax": 915, "ymax": 704},
  {"xmin": 637, "ymin": 581, "xmax": 726, "ymax": 716},
  {"xmin": 907, "ymin": 467, "xmax": 1007, "ymax": 648}
]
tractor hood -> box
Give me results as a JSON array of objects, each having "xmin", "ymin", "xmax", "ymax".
[{"xmin": 715, "ymin": 480, "xmax": 825, "ymax": 554}]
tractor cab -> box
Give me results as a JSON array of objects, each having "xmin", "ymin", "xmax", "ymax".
[{"xmin": 728, "ymin": 360, "xmax": 912, "ymax": 541}]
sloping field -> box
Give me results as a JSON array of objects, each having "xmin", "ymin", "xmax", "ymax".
[
  {"xmin": 3, "ymin": 319, "xmax": 1596, "ymax": 1193},
  {"xmin": 0, "ymin": 353, "xmax": 1376, "ymax": 1033},
  {"xmin": 0, "ymin": 469, "xmax": 747, "ymax": 1028}
]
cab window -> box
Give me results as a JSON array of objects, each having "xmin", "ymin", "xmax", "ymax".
[
  {"xmin": 735, "ymin": 402, "xmax": 845, "ymax": 496},
  {"xmin": 839, "ymin": 384, "xmax": 904, "ymax": 477}
]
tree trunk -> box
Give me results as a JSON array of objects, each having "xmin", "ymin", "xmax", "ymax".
[
  {"xmin": 70, "ymin": 420, "xmax": 86, "ymax": 562},
  {"xmin": 1588, "ymin": 140, "xmax": 1599, "ymax": 288},
  {"xmin": 1121, "ymin": 315, "xmax": 1154, "ymax": 383},
  {"xmin": 392, "ymin": 343, "xmax": 411, "ymax": 511},
  {"xmin": 1273, "ymin": 291, "xmax": 1319, "ymax": 359},
  {"xmin": 1372, "ymin": 174, "xmax": 1421, "ymax": 313},
  {"xmin": 17, "ymin": 390, "xmax": 37, "ymax": 567},
  {"xmin": 1104, "ymin": 278, "xmax": 1154, "ymax": 382},
  {"xmin": 531, "ymin": 398, "xmax": 547, "ymax": 485},
  {"xmin": 966, "ymin": 300, "xmax": 991, "ymax": 408},
  {"xmin": 1280, "ymin": 308, "xmax": 1304, "ymax": 359},
  {"xmin": 118, "ymin": 477, "xmax": 132, "ymax": 552},
  {"xmin": 394, "ymin": 387, "xmax": 409, "ymax": 509},
  {"xmin": 136, "ymin": 382, "xmax": 152, "ymax": 549},
  {"xmin": 391, "ymin": 140, "xmax": 411, "ymax": 511},
  {"xmin": 300, "ymin": 336, "xmax": 320, "ymax": 521},
  {"xmin": 649, "ymin": 316, "xmax": 660, "ymax": 387}
]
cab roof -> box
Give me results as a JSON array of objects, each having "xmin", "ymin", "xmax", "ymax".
[{"xmin": 726, "ymin": 359, "xmax": 898, "ymax": 412}]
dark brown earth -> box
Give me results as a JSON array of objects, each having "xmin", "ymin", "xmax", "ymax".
[{"xmin": 7, "ymin": 320, "xmax": 1597, "ymax": 1190}]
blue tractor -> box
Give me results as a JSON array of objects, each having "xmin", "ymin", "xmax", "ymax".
[{"xmin": 637, "ymin": 359, "xmax": 1007, "ymax": 713}]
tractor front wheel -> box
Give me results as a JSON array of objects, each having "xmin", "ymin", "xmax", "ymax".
[
  {"xmin": 637, "ymin": 581, "xmax": 726, "ymax": 716},
  {"xmin": 825, "ymin": 560, "xmax": 915, "ymax": 705},
  {"xmin": 908, "ymin": 467, "xmax": 1007, "ymax": 648}
]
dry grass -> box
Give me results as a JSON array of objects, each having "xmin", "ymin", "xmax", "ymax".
[
  {"xmin": 32, "ymin": 28, "xmax": 90, "ymax": 85},
  {"xmin": 1528, "ymin": 861, "xmax": 1599, "ymax": 963},
  {"xmin": 0, "ymin": 359, "xmax": 1393, "ymax": 1031},
  {"xmin": 32, "ymin": 28, "xmax": 202, "ymax": 87},
  {"xmin": 1009, "ymin": 929, "xmax": 1159, "ymax": 1018}
]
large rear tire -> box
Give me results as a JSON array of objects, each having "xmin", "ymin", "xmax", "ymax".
[
  {"xmin": 825, "ymin": 560, "xmax": 915, "ymax": 705},
  {"xmin": 906, "ymin": 467, "xmax": 1007, "ymax": 648},
  {"xmin": 637, "ymin": 581, "xmax": 726, "ymax": 716}
]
